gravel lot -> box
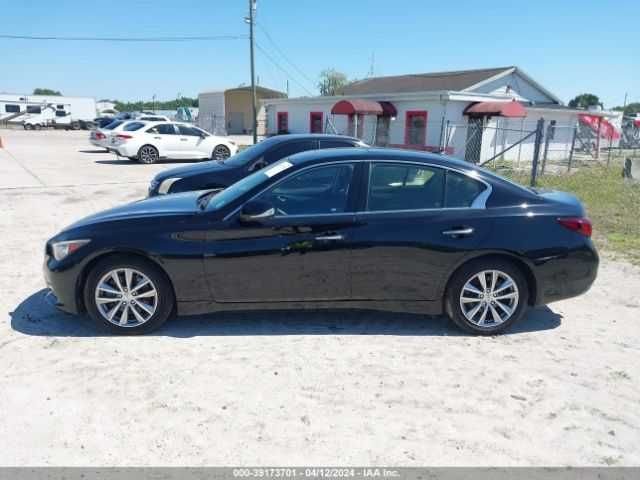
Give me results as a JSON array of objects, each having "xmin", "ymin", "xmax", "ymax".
[{"xmin": 1, "ymin": 128, "xmax": 639, "ymax": 466}]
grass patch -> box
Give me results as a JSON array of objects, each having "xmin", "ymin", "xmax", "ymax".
[{"xmin": 496, "ymin": 163, "xmax": 640, "ymax": 264}]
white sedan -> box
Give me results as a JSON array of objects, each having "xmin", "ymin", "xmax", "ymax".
[{"xmin": 110, "ymin": 121, "xmax": 238, "ymax": 163}]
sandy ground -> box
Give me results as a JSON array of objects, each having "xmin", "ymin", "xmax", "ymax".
[{"xmin": 0, "ymin": 128, "xmax": 639, "ymax": 466}]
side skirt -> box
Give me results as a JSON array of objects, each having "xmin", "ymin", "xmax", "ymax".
[{"xmin": 177, "ymin": 299, "xmax": 443, "ymax": 317}]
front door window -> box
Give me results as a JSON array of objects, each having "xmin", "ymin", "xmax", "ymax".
[{"xmin": 405, "ymin": 111, "xmax": 427, "ymax": 146}]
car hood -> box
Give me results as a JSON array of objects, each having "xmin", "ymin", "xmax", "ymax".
[
  {"xmin": 65, "ymin": 191, "xmax": 202, "ymax": 229},
  {"xmin": 153, "ymin": 160, "xmax": 234, "ymax": 182}
]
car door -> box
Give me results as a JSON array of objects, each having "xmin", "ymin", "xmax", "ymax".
[
  {"xmin": 203, "ymin": 162, "xmax": 361, "ymax": 303},
  {"xmin": 173, "ymin": 124, "xmax": 200, "ymax": 158},
  {"xmin": 350, "ymin": 161, "xmax": 493, "ymax": 301},
  {"xmin": 146, "ymin": 123, "xmax": 180, "ymax": 157}
]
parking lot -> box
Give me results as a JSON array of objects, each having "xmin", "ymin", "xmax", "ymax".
[{"xmin": 1, "ymin": 128, "xmax": 640, "ymax": 466}]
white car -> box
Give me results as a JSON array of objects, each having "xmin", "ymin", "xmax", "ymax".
[
  {"xmin": 111, "ymin": 121, "xmax": 238, "ymax": 163},
  {"xmin": 89, "ymin": 120, "xmax": 143, "ymax": 151}
]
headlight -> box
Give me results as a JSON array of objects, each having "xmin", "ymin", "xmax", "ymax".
[
  {"xmin": 158, "ymin": 177, "xmax": 182, "ymax": 195},
  {"xmin": 51, "ymin": 239, "xmax": 91, "ymax": 261}
]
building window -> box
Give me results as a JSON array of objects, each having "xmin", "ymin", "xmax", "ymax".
[
  {"xmin": 277, "ymin": 112, "xmax": 289, "ymax": 134},
  {"xmin": 405, "ymin": 110, "xmax": 428, "ymax": 146},
  {"xmin": 309, "ymin": 112, "xmax": 323, "ymax": 133},
  {"xmin": 5, "ymin": 104, "xmax": 20, "ymax": 113},
  {"xmin": 27, "ymin": 106, "xmax": 42, "ymax": 114}
]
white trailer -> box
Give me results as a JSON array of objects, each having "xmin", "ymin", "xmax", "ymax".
[{"xmin": 0, "ymin": 93, "xmax": 97, "ymax": 130}]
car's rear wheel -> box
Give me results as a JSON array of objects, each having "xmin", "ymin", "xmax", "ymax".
[
  {"xmin": 84, "ymin": 255, "xmax": 175, "ymax": 335},
  {"xmin": 445, "ymin": 258, "xmax": 528, "ymax": 335},
  {"xmin": 34, "ymin": 123, "xmax": 42, "ymax": 131},
  {"xmin": 212, "ymin": 144, "xmax": 231, "ymax": 161},
  {"xmin": 24, "ymin": 123, "xmax": 33, "ymax": 130},
  {"xmin": 137, "ymin": 145, "xmax": 159, "ymax": 164}
]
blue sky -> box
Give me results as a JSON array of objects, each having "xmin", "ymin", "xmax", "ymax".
[{"xmin": 1, "ymin": 0, "xmax": 638, "ymax": 107}]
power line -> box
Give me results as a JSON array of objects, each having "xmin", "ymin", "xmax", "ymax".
[
  {"xmin": 0, "ymin": 33, "xmax": 247, "ymax": 42},
  {"xmin": 255, "ymin": 23, "xmax": 316, "ymax": 88},
  {"xmin": 255, "ymin": 42, "xmax": 315, "ymax": 96}
]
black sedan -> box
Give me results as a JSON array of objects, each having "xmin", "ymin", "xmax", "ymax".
[
  {"xmin": 148, "ymin": 134, "xmax": 366, "ymax": 197},
  {"xmin": 44, "ymin": 148, "xmax": 598, "ymax": 335}
]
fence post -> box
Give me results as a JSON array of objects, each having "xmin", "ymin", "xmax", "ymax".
[
  {"xmin": 568, "ymin": 125, "xmax": 577, "ymax": 172},
  {"xmin": 541, "ymin": 123, "xmax": 552, "ymax": 175},
  {"xmin": 530, "ymin": 118, "xmax": 545, "ymax": 187},
  {"xmin": 607, "ymin": 135, "xmax": 613, "ymax": 167}
]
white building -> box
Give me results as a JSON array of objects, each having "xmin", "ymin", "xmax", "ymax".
[
  {"xmin": 0, "ymin": 93, "xmax": 97, "ymax": 129},
  {"xmin": 263, "ymin": 66, "xmax": 621, "ymax": 164}
]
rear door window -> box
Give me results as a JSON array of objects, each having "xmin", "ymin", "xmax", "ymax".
[
  {"xmin": 177, "ymin": 125, "xmax": 203, "ymax": 136},
  {"xmin": 147, "ymin": 123, "xmax": 177, "ymax": 135},
  {"xmin": 367, "ymin": 163, "xmax": 445, "ymax": 211}
]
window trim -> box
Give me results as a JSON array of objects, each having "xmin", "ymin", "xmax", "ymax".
[
  {"xmin": 404, "ymin": 110, "xmax": 428, "ymax": 146},
  {"xmin": 309, "ymin": 111, "xmax": 323, "ymax": 134},
  {"xmin": 223, "ymin": 159, "xmax": 492, "ymax": 221}
]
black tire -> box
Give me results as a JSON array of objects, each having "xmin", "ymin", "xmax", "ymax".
[
  {"xmin": 24, "ymin": 123, "xmax": 33, "ymax": 130},
  {"xmin": 71, "ymin": 121, "xmax": 81, "ymax": 130},
  {"xmin": 137, "ymin": 145, "xmax": 159, "ymax": 164},
  {"xmin": 444, "ymin": 257, "xmax": 529, "ymax": 335},
  {"xmin": 34, "ymin": 123, "xmax": 42, "ymax": 131},
  {"xmin": 211, "ymin": 144, "xmax": 231, "ymax": 161},
  {"xmin": 84, "ymin": 255, "xmax": 175, "ymax": 335}
]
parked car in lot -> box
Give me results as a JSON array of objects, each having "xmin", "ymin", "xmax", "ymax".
[
  {"xmin": 89, "ymin": 120, "xmax": 145, "ymax": 151},
  {"xmin": 148, "ymin": 134, "xmax": 366, "ymax": 196},
  {"xmin": 94, "ymin": 117, "xmax": 117, "ymax": 129},
  {"xmin": 109, "ymin": 121, "xmax": 237, "ymax": 164},
  {"xmin": 43, "ymin": 148, "xmax": 599, "ymax": 335}
]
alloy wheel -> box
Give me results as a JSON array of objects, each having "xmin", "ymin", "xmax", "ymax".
[
  {"xmin": 139, "ymin": 146, "xmax": 158, "ymax": 163},
  {"xmin": 459, "ymin": 270, "xmax": 519, "ymax": 327},
  {"xmin": 94, "ymin": 268, "xmax": 158, "ymax": 327},
  {"xmin": 212, "ymin": 145, "xmax": 231, "ymax": 161}
]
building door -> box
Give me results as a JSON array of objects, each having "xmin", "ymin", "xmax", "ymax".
[
  {"xmin": 465, "ymin": 117, "xmax": 484, "ymax": 164},
  {"xmin": 228, "ymin": 112, "xmax": 245, "ymax": 134},
  {"xmin": 310, "ymin": 112, "xmax": 323, "ymax": 133},
  {"xmin": 375, "ymin": 116, "xmax": 390, "ymax": 146}
]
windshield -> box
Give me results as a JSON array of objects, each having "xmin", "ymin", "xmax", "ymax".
[
  {"xmin": 221, "ymin": 136, "xmax": 282, "ymax": 167},
  {"xmin": 205, "ymin": 159, "xmax": 294, "ymax": 211}
]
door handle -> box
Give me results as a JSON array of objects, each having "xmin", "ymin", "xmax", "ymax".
[
  {"xmin": 442, "ymin": 227, "xmax": 474, "ymax": 237},
  {"xmin": 180, "ymin": 138, "xmax": 188, "ymax": 141},
  {"xmin": 153, "ymin": 136, "xmax": 161, "ymax": 140},
  {"xmin": 315, "ymin": 234, "xmax": 344, "ymax": 241}
]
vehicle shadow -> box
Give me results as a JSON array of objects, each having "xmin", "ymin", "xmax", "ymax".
[
  {"xmin": 94, "ymin": 159, "xmax": 196, "ymax": 166},
  {"xmin": 78, "ymin": 149, "xmax": 110, "ymax": 154},
  {"xmin": 10, "ymin": 289, "xmax": 562, "ymax": 338}
]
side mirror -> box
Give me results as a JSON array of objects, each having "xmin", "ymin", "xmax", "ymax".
[{"xmin": 240, "ymin": 200, "xmax": 275, "ymax": 223}]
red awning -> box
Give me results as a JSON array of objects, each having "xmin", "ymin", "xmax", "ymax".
[
  {"xmin": 331, "ymin": 99, "xmax": 384, "ymax": 115},
  {"xmin": 578, "ymin": 114, "xmax": 621, "ymax": 140},
  {"xmin": 379, "ymin": 101, "xmax": 397, "ymax": 117},
  {"xmin": 464, "ymin": 100, "xmax": 527, "ymax": 118}
]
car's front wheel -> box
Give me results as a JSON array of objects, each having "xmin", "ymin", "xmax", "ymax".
[
  {"xmin": 445, "ymin": 258, "xmax": 529, "ymax": 335},
  {"xmin": 137, "ymin": 145, "xmax": 159, "ymax": 164},
  {"xmin": 84, "ymin": 255, "xmax": 175, "ymax": 335},
  {"xmin": 211, "ymin": 144, "xmax": 231, "ymax": 161}
]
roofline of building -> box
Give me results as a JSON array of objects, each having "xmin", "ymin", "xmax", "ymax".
[
  {"xmin": 527, "ymin": 106, "xmax": 621, "ymax": 117},
  {"xmin": 462, "ymin": 67, "xmax": 563, "ymax": 105},
  {"xmin": 0, "ymin": 93, "xmax": 96, "ymax": 101},
  {"xmin": 261, "ymin": 90, "xmax": 523, "ymax": 106}
]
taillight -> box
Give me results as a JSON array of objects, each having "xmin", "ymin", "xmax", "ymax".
[
  {"xmin": 557, "ymin": 217, "xmax": 592, "ymax": 237},
  {"xmin": 116, "ymin": 134, "xmax": 133, "ymax": 140},
  {"xmin": 96, "ymin": 132, "xmax": 105, "ymax": 140}
]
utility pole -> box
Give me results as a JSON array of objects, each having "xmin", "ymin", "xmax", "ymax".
[{"xmin": 247, "ymin": 0, "xmax": 258, "ymax": 144}]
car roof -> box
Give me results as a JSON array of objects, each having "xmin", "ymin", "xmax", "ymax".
[{"xmin": 285, "ymin": 147, "xmax": 538, "ymax": 199}]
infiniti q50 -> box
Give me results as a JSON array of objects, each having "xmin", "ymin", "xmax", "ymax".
[{"xmin": 43, "ymin": 148, "xmax": 598, "ymax": 335}]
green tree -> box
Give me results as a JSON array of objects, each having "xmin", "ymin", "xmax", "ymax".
[
  {"xmin": 113, "ymin": 97, "xmax": 198, "ymax": 112},
  {"xmin": 33, "ymin": 88, "xmax": 62, "ymax": 96},
  {"xmin": 568, "ymin": 93, "xmax": 602, "ymax": 109},
  {"xmin": 613, "ymin": 102, "xmax": 640, "ymax": 117},
  {"xmin": 318, "ymin": 69, "xmax": 349, "ymax": 96}
]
